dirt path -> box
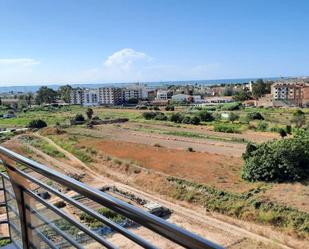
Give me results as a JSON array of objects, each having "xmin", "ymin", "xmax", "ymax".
[{"xmin": 26, "ymin": 134, "xmax": 302, "ymax": 249}]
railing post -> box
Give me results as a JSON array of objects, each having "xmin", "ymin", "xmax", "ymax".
[
  {"xmin": 2, "ymin": 162, "xmax": 37, "ymax": 249},
  {"xmin": 1, "ymin": 175, "xmax": 12, "ymax": 243}
]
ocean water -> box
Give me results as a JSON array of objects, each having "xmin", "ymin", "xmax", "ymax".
[{"xmin": 0, "ymin": 77, "xmax": 284, "ymax": 93}]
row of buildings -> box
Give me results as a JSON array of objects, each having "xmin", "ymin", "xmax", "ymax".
[
  {"xmin": 70, "ymin": 84, "xmax": 149, "ymax": 106},
  {"xmin": 70, "ymin": 84, "xmax": 204, "ymax": 106}
]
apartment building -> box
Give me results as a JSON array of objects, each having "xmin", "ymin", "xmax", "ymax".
[
  {"xmin": 70, "ymin": 88, "xmax": 83, "ymax": 105},
  {"xmin": 83, "ymin": 89, "xmax": 99, "ymax": 106},
  {"xmin": 70, "ymin": 87, "xmax": 123, "ymax": 106},
  {"xmin": 271, "ymin": 80, "xmax": 309, "ymax": 107},
  {"xmin": 98, "ymin": 87, "xmax": 122, "ymax": 105}
]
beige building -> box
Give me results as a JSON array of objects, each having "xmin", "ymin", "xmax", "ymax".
[{"xmin": 271, "ymin": 80, "xmax": 309, "ymax": 107}]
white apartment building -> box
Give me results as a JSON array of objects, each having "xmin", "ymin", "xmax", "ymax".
[
  {"xmin": 122, "ymin": 89, "xmax": 141, "ymax": 102},
  {"xmin": 83, "ymin": 89, "xmax": 99, "ymax": 106},
  {"xmin": 70, "ymin": 89, "xmax": 83, "ymax": 105},
  {"xmin": 70, "ymin": 87, "xmax": 123, "ymax": 106},
  {"xmin": 98, "ymin": 87, "xmax": 122, "ymax": 105}
]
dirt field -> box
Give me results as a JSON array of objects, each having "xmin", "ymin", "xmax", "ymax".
[{"xmin": 1, "ymin": 134, "xmax": 308, "ymax": 248}]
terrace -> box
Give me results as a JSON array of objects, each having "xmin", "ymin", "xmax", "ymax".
[{"xmin": 0, "ymin": 146, "xmax": 222, "ymax": 249}]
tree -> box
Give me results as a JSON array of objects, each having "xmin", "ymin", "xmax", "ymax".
[
  {"xmin": 86, "ymin": 108, "xmax": 94, "ymax": 120},
  {"xmin": 35, "ymin": 86, "xmax": 58, "ymax": 105},
  {"xmin": 126, "ymin": 98, "xmax": 138, "ymax": 104},
  {"xmin": 0, "ymin": 97, "xmax": 2, "ymax": 105},
  {"xmin": 223, "ymin": 86, "xmax": 234, "ymax": 96},
  {"xmin": 292, "ymin": 110, "xmax": 306, "ymax": 128},
  {"xmin": 252, "ymin": 79, "xmax": 267, "ymax": 98},
  {"xmin": 242, "ymin": 138, "xmax": 309, "ymax": 182},
  {"xmin": 25, "ymin": 93, "xmax": 33, "ymax": 107},
  {"xmin": 28, "ymin": 119, "xmax": 47, "ymax": 129},
  {"xmin": 58, "ymin": 85, "xmax": 72, "ymax": 103},
  {"xmin": 233, "ymin": 89, "xmax": 252, "ymax": 101}
]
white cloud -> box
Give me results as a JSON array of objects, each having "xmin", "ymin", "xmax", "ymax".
[
  {"xmin": 0, "ymin": 58, "xmax": 40, "ymax": 67},
  {"xmin": 103, "ymin": 48, "xmax": 148, "ymax": 68}
]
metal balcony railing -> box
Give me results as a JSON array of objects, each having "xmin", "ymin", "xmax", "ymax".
[{"xmin": 0, "ymin": 146, "xmax": 223, "ymax": 249}]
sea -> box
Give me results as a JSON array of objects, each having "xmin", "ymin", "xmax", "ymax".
[{"xmin": 0, "ymin": 77, "xmax": 287, "ymax": 93}]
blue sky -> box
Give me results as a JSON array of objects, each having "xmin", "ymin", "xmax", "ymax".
[{"xmin": 0, "ymin": 0, "xmax": 308, "ymax": 86}]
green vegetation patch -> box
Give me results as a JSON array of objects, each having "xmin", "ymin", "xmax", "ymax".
[
  {"xmin": 167, "ymin": 177, "xmax": 309, "ymax": 238},
  {"xmin": 48, "ymin": 135, "xmax": 93, "ymax": 163},
  {"xmin": 213, "ymin": 123, "xmax": 242, "ymax": 133},
  {"xmin": 25, "ymin": 137, "xmax": 66, "ymax": 158},
  {"xmin": 80, "ymin": 207, "xmax": 125, "ymax": 228}
]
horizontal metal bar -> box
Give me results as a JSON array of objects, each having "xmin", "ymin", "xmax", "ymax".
[
  {"xmin": 14, "ymin": 167, "xmax": 157, "ymax": 249},
  {"xmin": 0, "ymin": 146, "xmax": 222, "ymax": 249},
  {"xmin": 26, "ymin": 205, "xmax": 84, "ymax": 249},
  {"xmin": 0, "ymin": 172, "xmax": 9, "ymax": 180},
  {"xmin": 24, "ymin": 188, "xmax": 118, "ymax": 249}
]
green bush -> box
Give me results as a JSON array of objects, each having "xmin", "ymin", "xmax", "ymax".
[
  {"xmin": 214, "ymin": 123, "xmax": 241, "ymax": 133},
  {"xmin": 197, "ymin": 109, "xmax": 214, "ymax": 122},
  {"xmin": 242, "ymin": 138, "xmax": 309, "ymax": 182},
  {"xmin": 165, "ymin": 105, "xmax": 175, "ymax": 111},
  {"xmin": 256, "ymin": 121, "xmax": 268, "ymax": 131},
  {"xmin": 28, "ymin": 119, "xmax": 47, "ymax": 129},
  {"xmin": 247, "ymin": 112, "xmax": 264, "ymax": 120},
  {"xmin": 220, "ymin": 102, "xmax": 241, "ymax": 111},
  {"xmin": 74, "ymin": 114, "xmax": 85, "ymax": 122},
  {"xmin": 142, "ymin": 112, "xmax": 156, "ymax": 120},
  {"xmin": 169, "ymin": 113, "xmax": 184, "ymax": 123}
]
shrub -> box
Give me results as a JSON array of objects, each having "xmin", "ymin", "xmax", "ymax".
[
  {"xmin": 170, "ymin": 113, "xmax": 184, "ymax": 123},
  {"xmin": 165, "ymin": 105, "xmax": 175, "ymax": 111},
  {"xmin": 197, "ymin": 110, "xmax": 214, "ymax": 122},
  {"xmin": 228, "ymin": 112, "xmax": 239, "ymax": 122},
  {"xmin": 247, "ymin": 112, "xmax": 264, "ymax": 120},
  {"xmin": 190, "ymin": 116, "xmax": 201, "ymax": 125},
  {"xmin": 181, "ymin": 116, "xmax": 192, "ymax": 124},
  {"xmin": 292, "ymin": 109, "xmax": 306, "ymax": 128},
  {"xmin": 28, "ymin": 119, "xmax": 47, "ymax": 129},
  {"xmin": 153, "ymin": 106, "xmax": 160, "ymax": 111},
  {"xmin": 220, "ymin": 102, "xmax": 241, "ymax": 111},
  {"xmin": 214, "ymin": 124, "xmax": 240, "ymax": 133},
  {"xmin": 256, "ymin": 121, "xmax": 268, "ymax": 131},
  {"xmin": 74, "ymin": 114, "xmax": 85, "ymax": 122},
  {"xmin": 187, "ymin": 147, "xmax": 195, "ymax": 152},
  {"xmin": 142, "ymin": 112, "xmax": 167, "ymax": 121},
  {"xmin": 142, "ymin": 112, "xmax": 157, "ymax": 120},
  {"xmin": 154, "ymin": 112, "xmax": 167, "ymax": 121},
  {"xmin": 242, "ymin": 138, "xmax": 309, "ymax": 182},
  {"xmin": 279, "ymin": 128, "xmax": 287, "ymax": 138},
  {"xmin": 286, "ymin": 125, "xmax": 292, "ymax": 135}
]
